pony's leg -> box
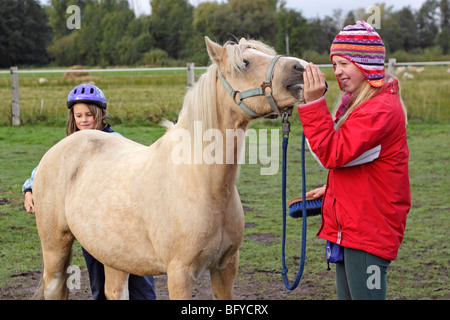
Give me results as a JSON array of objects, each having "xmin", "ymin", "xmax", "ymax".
[
  {"xmin": 104, "ymin": 266, "xmax": 130, "ymax": 300},
  {"xmin": 210, "ymin": 251, "xmax": 239, "ymax": 300},
  {"xmin": 167, "ymin": 263, "xmax": 194, "ymax": 299},
  {"xmin": 41, "ymin": 234, "xmax": 74, "ymax": 300}
]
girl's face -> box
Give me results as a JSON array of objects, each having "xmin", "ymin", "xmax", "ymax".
[
  {"xmin": 73, "ymin": 103, "xmax": 95, "ymax": 130},
  {"xmin": 332, "ymin": 56, "xmax": 366, "ymax": 94}
]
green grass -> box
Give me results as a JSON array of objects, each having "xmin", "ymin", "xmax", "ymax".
[
  {"xmin": 0, "ymin": 120, "xmax": 448, "ymax": 299},
  {"xmin": 0, "ymin": 69, "xmax": 196, "ymax": 126},
  {"xmin": 0, "ymin": 65, "xmax": 448, "ymax": 126}
]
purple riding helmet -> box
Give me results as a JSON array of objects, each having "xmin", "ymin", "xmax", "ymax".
[{"xmin": 66, "ymin": 84, "xmax": 107, "ymax": 110}]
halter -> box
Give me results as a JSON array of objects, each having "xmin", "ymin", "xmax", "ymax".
[{"xmin": 217, "ymin": 55, "xmax": 285, "ymax": 118}]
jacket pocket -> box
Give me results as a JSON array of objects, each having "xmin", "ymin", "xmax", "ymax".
[
  {"xmin": 332, "ymin": 199, "xmax": 343, "ymax": 245},
  {"xmin": 316, "ymin": 182, "xmax": 328, "ymax": 237}
]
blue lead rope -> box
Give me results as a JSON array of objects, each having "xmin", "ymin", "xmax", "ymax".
[{"xmin": 281, "ymin": 115, "xmax": 307, "ymax": 290}]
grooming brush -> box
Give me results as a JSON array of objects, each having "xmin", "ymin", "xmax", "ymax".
[{"xmin": 288, "ymin": 196, "xmax": 322, "ymax": 218}]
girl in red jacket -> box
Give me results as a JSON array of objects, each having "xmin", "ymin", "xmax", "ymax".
[{"xmin": 298, "ymin": 21, "xmax": 411, "ymax": 300}]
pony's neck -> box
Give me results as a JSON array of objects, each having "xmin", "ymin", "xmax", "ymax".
[
  {"xmin": 207, "ymin": 93, "xmax": 250, "ymax": 190},
  {"xmin": 174, "ymin": 64, "xmax": 251, "ymax": 195}
]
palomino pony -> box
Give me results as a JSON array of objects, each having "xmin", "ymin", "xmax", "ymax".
[{"xmin": 33, "ymin": 37, "xmax": 307, "ymax": 299}]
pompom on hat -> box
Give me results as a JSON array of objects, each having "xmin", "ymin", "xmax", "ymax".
[{"xmin": 330, "ymin": 20, "xmax": 385, "ymax": 88}]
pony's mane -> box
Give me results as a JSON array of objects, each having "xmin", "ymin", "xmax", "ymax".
[
  {"xmin": 176, "ymin": 62, "xmax": 219, "ymax": 136},
  {"xmin": 225, "ymin": 38, "xmax": 276, "ymax": 75},
  {"xmin": 175, "ymin": 38, "xmax": 276, "ymax": 135}
]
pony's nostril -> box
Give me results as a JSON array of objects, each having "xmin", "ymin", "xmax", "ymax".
[{"xmin": 293, "ymin": 63, "xmax": 305, "ymax": 73}]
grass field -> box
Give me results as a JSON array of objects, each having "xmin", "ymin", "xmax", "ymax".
[
  {"xmin": 1, "ymin": 65, "xmax": 449, "ymax": 126},
  {"xmin": 0, "ymin": 66, "xmax": 449, "ymax": 300}
]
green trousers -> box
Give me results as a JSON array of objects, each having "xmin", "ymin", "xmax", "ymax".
[{"xmin": 336, "ymin": 247, "xmax": 391, "ymax": 300}]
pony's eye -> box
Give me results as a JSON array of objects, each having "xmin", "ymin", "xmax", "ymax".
[{"xmin": 243, "ymin": 59, "xmax": 249, "ymax": 67}]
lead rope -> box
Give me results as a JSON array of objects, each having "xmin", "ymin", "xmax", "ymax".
[{"xmin": 281, "ymin": 113, "xmax": 308, "ymax": 290}]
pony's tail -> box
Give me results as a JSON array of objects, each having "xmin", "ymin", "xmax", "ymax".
[
  {"xmin": 160, "ymin": 118, "xmax": 175, "ymax": 130},
  {"xmin": 32, "ymin": 252, "xmax": 45, "ymax": 300},
  {"xmin": 32, "ymin": 250, "xmax": 73, "ymax": 300},
  {"xmin": 32, "ymin": 277, "xmax": 45, "ymax": 300}
]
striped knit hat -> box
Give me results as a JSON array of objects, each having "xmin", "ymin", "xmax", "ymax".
[{"xmin": 330, "ymin": 20, "xmax": 385, "ymax": 88}]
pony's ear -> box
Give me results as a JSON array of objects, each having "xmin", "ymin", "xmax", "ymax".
[{"xmin": 205, "ymin": 36, "xmax": 224, "ymax": 65}]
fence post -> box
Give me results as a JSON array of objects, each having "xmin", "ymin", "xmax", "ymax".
[
  {"xmin": 10, "ymin": 66, "xmax": 20, "ymax": 126},
  {"xmin": 187, "ymin": 62, "xmax": 195, "ymax": 88},
  {"xmin": 388, "ymin": 58, "xmax": 396, "ymax": 76}
]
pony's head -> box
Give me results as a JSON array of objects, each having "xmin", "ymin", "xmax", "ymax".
[{"xmin": 206, "ymin": 36, "xmax": 307, "ymax": 119}]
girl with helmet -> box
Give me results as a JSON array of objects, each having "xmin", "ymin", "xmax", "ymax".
[
  {"xmin": 23, "ymin": 84, "xmax": 156, "ymax": 300},
  {"xmin": 298, "ymin": 21, "xmax": 410, "ymax": 299},
  {"xmin": 23, "ymin": 84, "xmax": 116, "ymax": 215}
]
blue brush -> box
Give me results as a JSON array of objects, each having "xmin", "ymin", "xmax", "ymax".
[{"xmin": 288, "ymin": 196, "xmax": 322, "ymax": 218}]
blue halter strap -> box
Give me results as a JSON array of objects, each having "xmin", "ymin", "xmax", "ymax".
[{"xmin": 217, "ymin": 55, "xmax": 283, "ymax": 118}]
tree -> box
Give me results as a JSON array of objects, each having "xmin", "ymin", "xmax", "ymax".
[
  {"xmin": 307, "ymin": 17, "xmax": 339, "ymax": 54},
  {"xmin": 0, "ymin": 0, "xmax": 53, "ymax": 67},
  {"xmin": 149, "ymin": 0, "xmax": 194, "ymax": 59},
  {"xmin": 75, "ymin": 0, "xmax": 103, "ymax": 65},
  {"xmin": 275, "ymin": 8, "xmax": 311, "ymax": 56},
  {"xmin": 417, "ymin": 0, "xmax": 440, "ymax": 48},
  {"xmin": 438, "ymin": 0, "xmax": 450, "ymax": 53},
  {"xmin": 343, "ymin": 10, "xmax": 356, "ymax": 27},
  {"xmin": 208, "ymin": 3, "xmax": 240, "ymax": 44},
  {"xmin": 118, "ymin": 16, "xmax": 154, "ymax": 65},
  {"xmin": 192, "ymin": 1, "xmax": 219, "ymax": 37},
  {"xmin": 47, "ymin": 0, "xmax": 154, "ymax": 66},
  {"xmin": 100, "ymin": 9, "xmax": 136, "ymax": 65},
  {"xmin": 381, "ymin": 7, "xmax": 418, "ymax": 52},
  {"xmin": 228, "ymin": 0, "xmax": 278, "ymax": 43},
  {"xmin": 47, "ymin": 0, "xmax": 91, "ymax": 40},
  {"xmin": 13, "ymin": 0, "xmax": 450, "ymax": 67}
]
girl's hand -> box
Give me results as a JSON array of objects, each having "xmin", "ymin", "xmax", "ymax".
[
  {"xmin": 24, "ymin": 191, "xmax": 35, "ymax": 214},
  {"xmin": 303, "ymin": 63, "xmax": 327, "ymax": 103},
  {"xmin": 305, "ymin": 185, "xmax": 326, "ymax": 199}
]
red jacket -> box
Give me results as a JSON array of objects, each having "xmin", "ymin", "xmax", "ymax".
[{"xmin": 297, "ymin": 80, "xmax": 410, "ymax": 261}]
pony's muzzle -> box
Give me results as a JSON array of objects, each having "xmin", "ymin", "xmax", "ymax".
[{"xmin": 284, "ymin": 60, "xmax": 305, "ymax": 100}]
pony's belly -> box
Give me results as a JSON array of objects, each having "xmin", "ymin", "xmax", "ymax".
[
  {"xmin": 66, "ymin": 208, "xmax": 167, "ymax": 276},
  {"xmin": 78, "ymin": 233, "xmax": 167, "ymax": 276}
]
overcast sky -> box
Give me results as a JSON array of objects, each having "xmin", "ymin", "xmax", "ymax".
[
  {"xmin": 137, "ymin": 0, "xmax": 426, "ymax": 18},
  {"xmin": 39, "ymin": 0, "xmax": 426, "ymax": 18},
  {"xmin": 282, "ymin": 0, "xmax": 424, "ymax": 18}
]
